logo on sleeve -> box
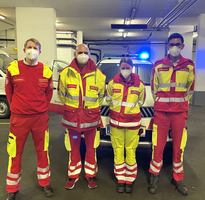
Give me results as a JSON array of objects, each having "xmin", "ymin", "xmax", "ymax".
[{"xmin": 5, "ymin": 78, "xmax": 9, "ymax": 85}]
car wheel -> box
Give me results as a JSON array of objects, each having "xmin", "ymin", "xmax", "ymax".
[{"xmin": 0, "ymin": 97, "xmax": 11, "ymax": 119}]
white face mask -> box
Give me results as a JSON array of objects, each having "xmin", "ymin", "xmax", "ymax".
[
  {"xmin": 169, "ymin": 46, "xmax": 181, "ymax": 57},
  {"xmin": 77, "ymin": 54, "xmax": 89, "ymax": 64},
  {"xmin": 26, "ymin": 49, "xmax": 39, "ymax": 60},
  {"xmin": 121, "ymin": 69, "xmax": 132, "ymax": 79}
]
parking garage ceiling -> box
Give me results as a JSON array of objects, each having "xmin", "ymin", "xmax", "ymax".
[{"xmin": 0, "ymin": 0, "xmax": 204, "ymax": 41}]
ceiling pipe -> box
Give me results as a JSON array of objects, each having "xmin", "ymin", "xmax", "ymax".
[
  {"xmin": 85, "ymin": 42, "xmax": 167, "ymax": 46},
  {"xmin": 84, "ymin": 33, "xmax": 152, "ymax": 44},
  {"xmin": 147, "ymin": 17, "xmax": 156, "ymax": 29},
  {"xmin": 157, "ymin": 0, "xmax": 199, "ymax": 28}
]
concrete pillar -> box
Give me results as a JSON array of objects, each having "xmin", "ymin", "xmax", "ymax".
[
  {"xmin": 15, "ymin": 7, "xmax": 57, "ymax": 67},
  {"xmin": 169, "ymin": 25, "xmax": 194, "ymax": 59},
  {"xmin": 56, "ymin": 32, "xmax": 75, "ymax": 63},
  {"xmin": 192, "ymin": 14, "xmax": 205, "ymax": 106},
  {"xmin": 77, "ymin": 31, "xmax": 83, "ymax": 45}
]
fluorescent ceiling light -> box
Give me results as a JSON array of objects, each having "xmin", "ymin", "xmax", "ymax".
[
  {"xmin": 0, "ymin": 15, "xmax": 5, "ymax": 20},
  {"xmin": 125, "ymin": 18, "xmax": 131, "ymax": 25},
  {"xmin": 123, "ymin": 32, "xmax": 128, "ymax": 38},
  {"xmin": 193, "ymin": 33, "xmax": 198, "ymax": 38},
  {"xmin": 56, "ymin": 31, "xmax": 73, "ymax": 34},
  {"xmin": 56, "ymin": 22, "xmax": 60, "ymax": 26},
  {"xmin": 118, "ymin": 29, "xmax": 124, "ymax": 32}
]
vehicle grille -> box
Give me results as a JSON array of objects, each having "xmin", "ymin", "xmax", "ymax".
[{"xmin": 100, "ymin": 106, "xmax": 154, "ymax": 118}]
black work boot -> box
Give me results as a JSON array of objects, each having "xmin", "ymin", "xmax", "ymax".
[
  {"xmin": 6, "ymin": 191, "xmax": 18, "ymax": 200},
  {"xmin": 116, "ymin": 183, "xmax": 125, "ymax": 193},
  {"xmin": 42, "ymin": 185, "xmax": 54, "ymax": 197},
  {"xmin": 148, "ymin": 173, "xmax": 159, "ymax": 194},
  {"xmin": 171, "ymin": 178, "xmax": 188, "ymax": 196},
  {"xmin": 125, "ymin": 183, "xmax": 133, "ymax": 193}
]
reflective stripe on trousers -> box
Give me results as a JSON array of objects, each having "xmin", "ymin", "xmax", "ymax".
[
  {"xmin": 110, "ymin": 118, "xmax": 141, "ymax": 127},
  {"xmin": 62, "ymin": 118, "xmax": 101, "ymax": 129},
  {"xmin": 156, "ymin": 97, "xmax": 188, "ymax": 102}
]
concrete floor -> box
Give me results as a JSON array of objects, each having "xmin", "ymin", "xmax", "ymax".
[{"xmin": 0, "ymin": 105, "xmax": 205, "ymax": 200}]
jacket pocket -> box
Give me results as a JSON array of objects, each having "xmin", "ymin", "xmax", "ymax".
[
  {"xmin": 84, "ymin": 107, "xmax": 101, "ymax": 123},
  {"xmin": 38, "ymin": 82, "xmax": 48, "ymax": 97},
  {"xmin": 7, "ymin": 133, "xmax": 17, "ymax": 157}
]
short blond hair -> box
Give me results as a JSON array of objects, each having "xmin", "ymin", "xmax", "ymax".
[{"xmin": 24, "ymin": 38, "xmax": 41, "ymax": 51}]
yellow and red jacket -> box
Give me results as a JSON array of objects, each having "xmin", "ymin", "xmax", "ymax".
[
  {"xmin": 5, "ymin": 60, "xmax": 53, "ymax": 116},
  {"xmin": 106, "ymin": 73, "xmax": 146, "ymax": 129},
  {"xmin": 151, "ymin": 55, "xmax": 195, "ymax": 112},
  {"xmin": 57, "ymin": 58, "xmax": 106, "ymax": 132}
]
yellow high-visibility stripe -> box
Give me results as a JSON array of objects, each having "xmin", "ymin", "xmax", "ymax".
[{"xmin": 8, "ymin": 156, "xmax": 12, "ymax": 173}]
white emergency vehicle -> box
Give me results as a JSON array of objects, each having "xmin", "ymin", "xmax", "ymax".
[
  {"xmin": 49, "ymin": 54, "xmax": 172, "ymax": 147},
  {"xmin": 97, "ymin": 53, "xmax": 172, "ymax": 147},
  {"xmin": 0, "ymin": 49, "xmax": 13, "ymax": 118}
]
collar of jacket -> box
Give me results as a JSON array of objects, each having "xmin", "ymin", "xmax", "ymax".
[
  {"xmin": 162, "ymin": 54, "xmax": 193, "ymax": 71},
  {"xmin": 69, "ymin": 58, "xmax": 98, "ymax": 74},
  {"xmin": 113, "ymin": 73, "xmax": 140, "ymax": 87}
]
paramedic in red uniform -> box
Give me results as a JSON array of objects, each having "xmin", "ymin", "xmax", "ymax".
[
  {"xmin": 106, "ymin": 58, "xmax": 146, "ymax": 193},
  {"xmin": 5, "ymin": 38, "xmax": 53, "ymax": 200},
  {"xmin": 57, "ymin": 44, "xmax": 106, "ymax": 189},
  {"xmin": 148, "ymin": 33, "xmax": 195, "ymax": 196}
]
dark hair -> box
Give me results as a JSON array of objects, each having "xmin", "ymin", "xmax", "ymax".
[
  {"xmin": 168, "ymin": 33, "xmax": 184, "ymax": 44},
  {"xmin": 119, "ymin": 58, "xmax": 133, "ymax": 67}
]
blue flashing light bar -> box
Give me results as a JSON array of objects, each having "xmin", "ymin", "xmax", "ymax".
[
  {"xmin": 103, "ymin": 52, "xmax": 150, "ymax": 60},
  {"xmin": 103, "ymin": 53, "xmax": 139, "ymax": 58},
  {"xmin": 139, "ymin": 52, "xmax": 149, "ymax": 60}
]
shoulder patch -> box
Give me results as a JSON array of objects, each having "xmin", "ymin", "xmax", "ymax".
[
  {"xmin": 43, "ymin": 64, "xmax": 52, "ymax": 78},
  {"xmin": 7, "ymin": 60, "xmax": 20, "ymax": 76}
]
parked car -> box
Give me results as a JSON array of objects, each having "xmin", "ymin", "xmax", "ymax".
[{"xmin": 0, "ymin": 49, "xmax": 13, "ymax": 118}]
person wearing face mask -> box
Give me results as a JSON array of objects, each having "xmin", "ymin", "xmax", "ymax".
[
  {"xmin": 106, "ymin": 58, "xmax": 146, "ymax": 193},
  {"xmin": 57, "ymin": 44, "xmax": 106, "ymax": 190},
  {"xmin": 148, "ymin": 33, "xmax": 195, "ymax": 196},
  {"xmin": 5, "ymin": 38, "xmax": 53, "ymax": 200}
]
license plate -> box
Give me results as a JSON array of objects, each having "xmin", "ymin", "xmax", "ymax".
[{"xmin": 106, "ymin": 125, "xmax": 110, "ymax": 135}]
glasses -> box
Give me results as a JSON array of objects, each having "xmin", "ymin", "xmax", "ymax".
[{"xmin": 168, "ymin": 43, "xmax": 183, "ymax": 47}]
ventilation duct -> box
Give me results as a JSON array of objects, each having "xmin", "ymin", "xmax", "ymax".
[{"xmin": 157, "ymin": 0, "xmax": 199, "ymax": 28}]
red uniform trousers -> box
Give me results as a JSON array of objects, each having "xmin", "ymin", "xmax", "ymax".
[
  {"xmin": 64, "ymin": 128, "xmax": 99, "ymax": 179},
  {"xmin": 6, "ymin": 113, "xmax": 51, "ymax": 193},
  {"xmin": 149, "ymin": 111, "xmax": 188, "ymax": 181}
]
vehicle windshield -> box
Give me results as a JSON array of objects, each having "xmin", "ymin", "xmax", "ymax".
[
  {"xmin": 98, "ymin": 62, "xmax": 152, "ymax": 85},
  {"xmin": 0, "ymin": 54, "xmax": 14, "ymax": 74}
]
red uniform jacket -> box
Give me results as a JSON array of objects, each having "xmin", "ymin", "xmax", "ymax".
[{"xmin": 5, "ymin": 60, "xmax": 53, "ymax": 117}]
